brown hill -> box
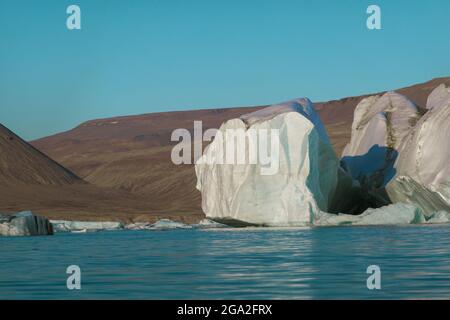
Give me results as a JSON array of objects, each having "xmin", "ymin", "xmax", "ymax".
[
  {"xmin": 0, "ymin": 124, "xmax": 203, "ymax": 223},
  {"xmin": 0, "ymin": 123, "xmax": 83, "ymax": 186}
]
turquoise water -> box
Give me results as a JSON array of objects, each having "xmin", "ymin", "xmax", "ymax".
[{"xmin": 1, "ymin": 225, "xmax": 450, "ymax": 299}]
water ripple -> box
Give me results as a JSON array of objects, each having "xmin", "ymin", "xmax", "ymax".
[{"xmin": 1, "ymin": 224, "xmax": 449, "ymax": 299}]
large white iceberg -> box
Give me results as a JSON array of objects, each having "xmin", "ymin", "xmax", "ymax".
[
  {"xmin": 386, "ymin": 85, "xmax": 450, "ymax": 215},
  {"xmin": 195, "ymin": 98, "xmax": 339, "ymax": 226}
]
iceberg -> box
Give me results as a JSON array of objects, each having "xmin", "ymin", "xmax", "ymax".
[
  {"xmin": 195, "ymin": 98, "xmax": 339, "ymax": 226},
  {"xmin": 386, "ymin": 84, "xmax": 450, "ymax": 215},
  {"xmin": 0, "ymin": 211, "xmax": 53, "ymax": 236}
]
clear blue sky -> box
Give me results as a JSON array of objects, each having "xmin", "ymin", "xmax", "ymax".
[{"xmin": 1, "ymin": 0, "xmax": 449, "ymax": 140}]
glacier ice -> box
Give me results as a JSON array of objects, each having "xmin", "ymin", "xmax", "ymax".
[
  {"xmin": 124, "ymin": 219, "xmax": 226, "ymax": 230},
  {"xmin": 342, "ymin": 92, "xmax": 420, "ymax": 157},
  {"xmin": 49, "ymin": 219, "xmax": 227, "ymax": 233},
  {"xmin": 124, "ymin": 220, "xmax": 191, "ymax": 230},
  {"xmin": 194, "ymin": 87, "xmax": 450, "ymax": 227},
  {"xmin": 192, "ymin": 219, "xmax": 228, "ymax": 229},
  {"xmin": 51, "ymin": 220, "xmax": 124, "ymax": 232},
  {"xmin": 195, "ymin": 98, "xmax": 339, "ymax": 226},
  {"xmin": 339, "ymin": 84, "xmax": 450, "ymax": 219},
  {"xmin": 426, "ymin": 83, "xmax": 450, "ymax": 110},
  {"xmin": 149, "ymin": 219, "xmax": 192, "ymax": 230},
  {"xmin": 341, "ymin": 92, "xmax": 421, "ymax": 207},
  {"xmin": 1, "ymin": 211, "xmax": 53, "ymax": 236},
  {"xmin": 124, "ymin": 222, "xmax": 154, "ymax": 230},
  {"xmin": 386, "ymin": 84, "xmax": 450, "ymax": 216},
  {"xmin": 314, "ymin": 203, "xmax": 425, "ymax": 226}
]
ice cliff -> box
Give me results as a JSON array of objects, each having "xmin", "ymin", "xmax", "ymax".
[{"xmin": 195, "ymin": 98, "xmax": 339, "ymax": 226}]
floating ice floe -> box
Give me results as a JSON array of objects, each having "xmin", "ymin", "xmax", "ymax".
[
  {"xmin": 386, "ymin": 84, "xmax": 450, "ymax": 215},
  {"xmin": 0, "ymin": 211, "xmax": 53, "ymax": 236},
  {"xmin": 50, "ymin": 220, "xmax": 124, "ymax": 233}
]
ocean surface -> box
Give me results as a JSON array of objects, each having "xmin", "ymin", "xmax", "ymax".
[{"xmin": 1, "ymin": 224, "xmax": 450, "ymax": 299}]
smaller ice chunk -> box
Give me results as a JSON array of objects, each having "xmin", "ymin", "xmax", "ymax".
[
  {"xmin": 124, "ymin": 222, "xmax": 153, "ymax": 230},
  {"xmin": 314, "ymin": 203, "xmax": 425, "ymax": 226},
  {"xmin": 1, "ymin": 211, "xmax": 53, "ymax": 236},
  {"xmin": 192, "ymin": 219, "xmax": 228, "ymax": 229},
  {"xmin": 50, "ymin": 220, "xmax": 123, "ymax": 232}
]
